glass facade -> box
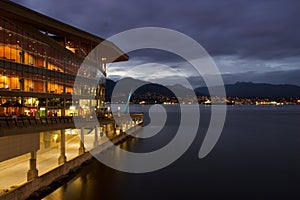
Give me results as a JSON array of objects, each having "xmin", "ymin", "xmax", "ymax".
[{"xmin": 0, "ymin": 16, "xmax": 107, "ymax": 117}]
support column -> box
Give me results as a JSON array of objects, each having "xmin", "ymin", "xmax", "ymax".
[
  {"xmin": 94, "ymin": 126, "xmax": 99, "ymax": 147},
  {"xmin": 45, "ymin": 98, "xmax": 49, "ymax": 116},
  {"xmin": 79, "ymin": 127, "xmax": 85, "ymax": 155},
  {"xmin": 58, "ymin": 130, "xmax": 67, "ymax": 165},
  {"xmin": 61, "ymin": 98, "xmax": 66, "ymax": 117},
  {"xmin": 27, "ymin": 151, "xmax": 38, "ymax": 181},
  {"xmin": 45, "ymin": 47, "xmax": 49, "ymax": 115}
]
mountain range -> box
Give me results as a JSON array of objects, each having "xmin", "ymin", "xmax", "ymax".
[{"xmin": 105, "ymin": 78, "xmax": 300, "ymax": 102}]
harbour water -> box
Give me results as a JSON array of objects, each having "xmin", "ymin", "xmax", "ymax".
[{"xmin": 43, "ymin": 105, "xmax": 300, "ymax": 199}]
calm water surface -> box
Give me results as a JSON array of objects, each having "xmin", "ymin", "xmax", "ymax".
[{"xmin": 43, "ymin": 105, "xmax": 300, "ymax": 199}]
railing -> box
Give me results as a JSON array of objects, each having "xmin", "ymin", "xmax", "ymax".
[
  {"xmin": 0, "ymin": 116, "xmax": 73, "ymax": 128},
  {"xmin": 0, "ymin": 113, "xmax": 144, "ymax": 130}
]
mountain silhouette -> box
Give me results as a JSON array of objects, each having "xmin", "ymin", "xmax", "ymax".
[
  {"xmin": 195, "ymin": 82, "xmax": 300, "ymax": 98},
  {"xmin": 106, "ymin": 78, "xmax": 300, "ymax": 102}
]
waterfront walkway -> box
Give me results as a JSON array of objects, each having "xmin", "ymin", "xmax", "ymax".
[
  {"xmin": 0, "ymin": 114, "xmax": 143, "ymax": 195},
  {"xmin": 0, "ymin": 131, "xmax": 107, "ymax": 191}
]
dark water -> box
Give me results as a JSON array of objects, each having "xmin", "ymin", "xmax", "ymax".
[{"xmin": 43, "ymin": 105, "xmax": 300, "ymax": 199}]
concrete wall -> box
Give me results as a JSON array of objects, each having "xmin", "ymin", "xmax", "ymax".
[{"xmin": 0, "ymin": 134, "xmax": 39, "ymax": 162}]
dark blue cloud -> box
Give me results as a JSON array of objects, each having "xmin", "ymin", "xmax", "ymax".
[
  {"xmin": 12, "ymin": 0, "xmax": 300, "ymax": 58},
  {"xmin": 11, "ymin": 0, "xmax": 300, "ymax": 85}
]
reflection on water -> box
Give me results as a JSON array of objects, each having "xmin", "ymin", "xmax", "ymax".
[{"xmin": 43, "ymin": 105, "xmax": 300, "ymax": 199}]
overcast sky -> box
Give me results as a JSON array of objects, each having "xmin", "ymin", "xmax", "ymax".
[{"xmin": 12, "ymin": 0, "xmax": 300, "ymax": 86}]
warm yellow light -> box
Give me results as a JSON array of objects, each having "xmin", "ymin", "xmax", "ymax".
[
  {"xmin": 53, "ymin": 134, "xmax": 59, "ymax": 142},
  {"xmin": 28, "ymin": 98, "xmax": 32, "ymax": 104},
  {"xmin": 65, "ymin": 129, "xmax": 78, "ymax": 135},
  {"xmin": 66, "ymin": 45, "xmax": 76, "ymax": 53}
]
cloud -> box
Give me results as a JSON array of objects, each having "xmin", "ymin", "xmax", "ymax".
[
  {"xmin": 12, "ymin": 0, "xmax": 300, "ymax": 58},
  {"xmin": 187, "ymin": 69, "xmax": 300, "ymax": 88},
  {"xmin": 12, "ymin": 0, "xmax": 300, "ymax": 85}
]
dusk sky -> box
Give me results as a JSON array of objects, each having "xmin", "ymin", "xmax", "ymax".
[{"xmin": 12, "ymin": 0, "xmax": 300, "ymax": 87}]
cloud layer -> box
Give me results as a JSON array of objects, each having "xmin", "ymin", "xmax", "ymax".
[{"xmin": 12, "ymin": 0, "xmax": 300, "ymax": 85}]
